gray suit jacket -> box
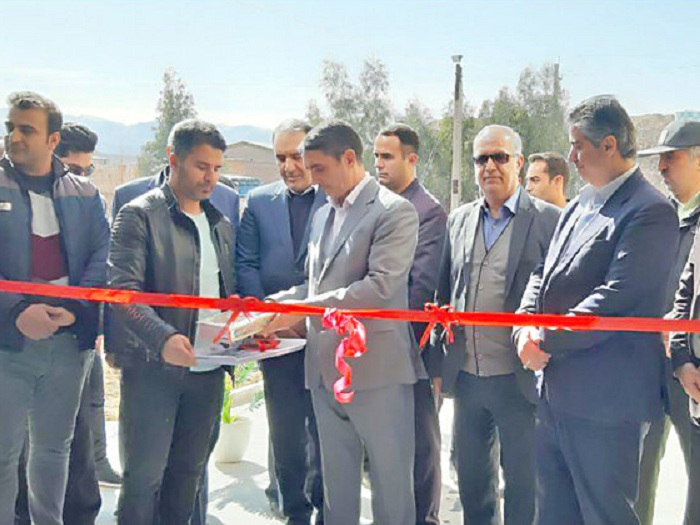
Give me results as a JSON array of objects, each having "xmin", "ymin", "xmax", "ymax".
[
  {"xmin": 273, "ymin": 176, "xmax": 425, "ymax": 392},
  {"xmin": 429, "ymin": 187, "xmax": 560, "ymax": 401}
]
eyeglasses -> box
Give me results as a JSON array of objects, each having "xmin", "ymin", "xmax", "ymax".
[
  {"xmin": 66, "ymin": 163, "xmax": 95, "ymax": 177},
  {"xmin": 473, "ymin": 153, "xmax": 511, "ymax": 166}
]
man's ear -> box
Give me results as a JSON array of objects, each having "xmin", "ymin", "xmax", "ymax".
[
  {"xmin": 167, "ymin": 146, "xmax": 178, "ymax": 171},
  {"xmin": 407, "ymin": 151, "xmax": 419, "ymax": 167},
  {"xmin": 47, "ymin": 131, "xmax": 60, "ymax": 152},
  {"xmin": 343, "ymin": 148, "xmax": 357, "ymax": 166},
  {"xmin": 601, "ymin": 135, "xmax": 617, "ymax": 156}
]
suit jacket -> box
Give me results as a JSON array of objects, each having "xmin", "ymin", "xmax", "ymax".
[
  {"xmin": 430, "ymin": 187, "xmax": 560, "ymax": 401},
  {"xmin": 670, "ymin": 234, "xmax": 700, "ymax": 371},
  {"xmin": 112, "ymin": 166, "xmax": 240, "ymax": 228},
  {"xmin": 272, "ymin": 176, "xmax": 424, "ymax": 392},
  {"xmin": 237, "ymin": 181, "xmax": 326, "ymax": 298},
  {"xmin": 515, "ymin": 170, "xmax": 679, "ymax": 423},
  {"xmin": 401, "ymin": 179, "xmax": 448, "ymax": 358}
]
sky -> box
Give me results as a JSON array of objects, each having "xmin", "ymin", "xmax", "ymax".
[{"xmin": 2, "ymin": 0, "xmax": 698, "ymax": 127}]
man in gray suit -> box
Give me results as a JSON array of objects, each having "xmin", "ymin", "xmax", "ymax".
[
  {"xmin": 263, "ymin": 121, "xmax": 422, "ymax": 525},
  {"xmin": 431, "ymin": 125, "xmax": 560, "ymax": 525}
]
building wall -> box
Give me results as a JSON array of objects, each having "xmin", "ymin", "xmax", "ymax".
[
  {"xmin": 92, "ymin": 164, "xmax": 139, "ymax": 214},
  {"xmin": 224, "ymin": 142, "xmax": 277, "ymax": 184}
]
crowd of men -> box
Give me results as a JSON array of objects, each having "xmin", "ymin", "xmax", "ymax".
[{"xmin": 1, "ymin": 90, "xmax": 700, "ymax": 525}]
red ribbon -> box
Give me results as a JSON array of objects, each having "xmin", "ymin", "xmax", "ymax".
[
  {"xmin": 322, "ymin": 309, "xmax": 367, "ymax": 404},
  {"xmin": 239, "ymin": 338, "xmax": 281, "ymax": 352},
  {"xmin": 419, "ymin": 303, "xmax": 456, "ymax": 349},
  {"xmin": 4, "ymin": 279, "xmax": 700, "ymax": 403}
]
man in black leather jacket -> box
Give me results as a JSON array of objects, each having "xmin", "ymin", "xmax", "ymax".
[{"xmin": 108, "ymin": 119, "xmax": 235, "ymax": 525}]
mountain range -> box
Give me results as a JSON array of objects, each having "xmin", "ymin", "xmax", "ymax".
[{"xmin": 0, "ymin": 109, "xmax": 272, "ymax": 158}]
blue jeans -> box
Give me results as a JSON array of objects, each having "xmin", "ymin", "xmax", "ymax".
[{"xmin": 0, "ymin": 333, "xmax": 92, "ymax": 525}]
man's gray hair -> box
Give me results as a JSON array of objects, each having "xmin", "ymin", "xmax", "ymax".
[
  {"xmin": 273, "ymin": 118, "xmax": 312, "ymax": 141},
  {"xmin": 473, "ymin": 125, "xmax": 523, "ymax": 155},
  {"xmin": 688, "ymin": 145, "xmax": 700, "ymax": 161},
  {"xmin": 568, "ymin": 95, "xmax": 637, "ymax": 159}
]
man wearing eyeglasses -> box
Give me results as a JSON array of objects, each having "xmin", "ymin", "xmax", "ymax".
[{"xmin": 430, "ymin": 125, "xmax": 560, "ymax": 525}]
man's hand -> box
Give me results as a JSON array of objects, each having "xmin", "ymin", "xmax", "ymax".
[
  {"xmin": 516, "ymin": 326, "xmax": 551, "ymax": 372},
  {"xmin": 161, "ymin": 334, "xmax": 197, "ymax": 367},
  {"xmin": 16, "ymin": 304, "xmax": 63, "ymax": 340},
  {"xmin": 46, "ymin": 306, "xmax": 75, "ymax": 327},
  {"xmin": 260, "ymin": 313, "xmax": 304, "ymax": 337},
  {"xmin": 677, "ymin": 363, "xmax": 700, "ymax": 403}
]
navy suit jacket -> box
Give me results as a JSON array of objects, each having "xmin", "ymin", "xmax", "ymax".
[
  {"xmin": 401, "ymin": 180, "xmax": 447, "ymax": 363},
  {"xmin": 112, "ymin": 166, "xmax": 240, "ymax": 228},
  {"xmin": 515, "ymin": 170, "xmax": 679, "ymax": 423},
  {"xmin": 236, "ymin": 181, "xmax": 326, "ymax": 299}
]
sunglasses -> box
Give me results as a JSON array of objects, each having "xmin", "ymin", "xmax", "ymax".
[
  {"xmin": 67, "ymin": 163, "xmax": 95, "ymax": 177},
  {"xmin": 473, "ymin": 153, "xmax": 511, "ymax": 166}
]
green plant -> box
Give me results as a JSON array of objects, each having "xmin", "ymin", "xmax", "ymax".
[{"xmin": 221, "ymin": 363, "xmax": 264, "ymax": 424}]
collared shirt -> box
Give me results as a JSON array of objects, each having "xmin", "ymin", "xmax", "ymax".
[
  {"xmin": 481, "ymin": 189, "xmax": 520, "ymax": 251},
  {"xmin": 678, "ymin": 190, "xmax": 700, "ymax": 222},
  {"xmin": 328, "ymin": 174, "xmax": 371, "ymax": 245},
  {"xmin": 570, "ymin": 164, "xmax": 637, "ymax": 243}
]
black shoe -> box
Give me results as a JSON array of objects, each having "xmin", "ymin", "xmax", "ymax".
[{"xmin": 96, "ymin": 462, "xmax": 123, "ymax": 487}]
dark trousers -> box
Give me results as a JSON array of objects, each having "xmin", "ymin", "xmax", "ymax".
[
  {"xmin": 191, "ymin": 417, "xmax": 220, "ymax": 525},
  {"xmin": 15, "ymin": 354, "xmax": 101, "ymax": 525},
  {"xmin": 536, "ymin": 399, "xmax": 647, "ymax": 525},
  {"xmin": 262, "ymin": 351, "xmax": 323, "ymax": 525},
  {"xmin": 117, "ymin": 364, "xmax": 223, "ymax": 525},
  {"xmin": 453, "ymin": 372, "xmax": 535, "ymax": 525},
  {"xmin": 87, "ymin": 356, "xmax": 109, "ymax": 469},
  {"xmin": 637, "ymin": 367, "xmax": 700, "ymax": 525},
  {"xmin": 414, "ymin": 379, "xmax": 441, "ymax": 525}
]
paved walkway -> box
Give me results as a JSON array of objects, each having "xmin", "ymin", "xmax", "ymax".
[{"xmin": 97, "ymin": 400, "xmax": 687, "ymax": 524}]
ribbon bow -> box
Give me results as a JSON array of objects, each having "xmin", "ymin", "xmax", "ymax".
[
  {"xmin": 419, "ymin": 303, "xmax": 456, "ymax": 349},
  {"xmin": 322, "ymin": 308, "xmax": 367, "ymax": 404}
]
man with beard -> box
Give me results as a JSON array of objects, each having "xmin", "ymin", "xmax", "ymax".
[
  {"xmin": 109, "ymin": 119, "xmax": 236, "ymax": 524},
  {"xmin": 0, "ymin": 92, "xmax": 109, "ymax": 525}
]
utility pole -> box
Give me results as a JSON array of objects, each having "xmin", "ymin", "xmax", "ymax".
[{"xmin": 450, "ymin": 55, "xmax": 464, "ymax": 212}]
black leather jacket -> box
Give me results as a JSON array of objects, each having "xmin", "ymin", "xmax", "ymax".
[{"xmin": 107, "ymin": 183, "xmax": 236, "ymax": 370}]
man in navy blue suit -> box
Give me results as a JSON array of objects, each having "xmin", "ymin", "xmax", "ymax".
[
  {"xmin": 237, "ymin": 119, "xmax": 325, "ymax": 525},
  {"xmin": 514, "ymin": 95, "xmax": 679, "ymax": 525},
  {"xmin": 110, "ymin": 122, "xmax": 239, "ymax": 525}
]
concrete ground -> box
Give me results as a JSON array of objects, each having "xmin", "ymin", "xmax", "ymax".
[{"xmin": 97, "ymin": 399, "xmax": 687, "ymax": 524}]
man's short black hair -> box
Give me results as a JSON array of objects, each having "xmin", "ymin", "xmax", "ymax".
[
  {"xmin": 568, "ymin": 95, "xmax": 637, "ymax": 159},
  {"xmin": 303, "ymin": 120, "xmax": 363, "ymax": 163},
  {"xmin": 55, "ymin": 123, "xmax": 98, "ymax": 157},
  {"xmin": 273, "ymin": 118, "xmax": 313, "ymax": 141},
  {"xmin": 528, "ymin": 151, "xmax": 570, "ymax": 188},
  {"xmin": 7, "ymin": 91, "xmax": 63, "ymax": 135},
  {"xmin": 168, "ymin": 119, "xmax": 227, "ymax": 159},
  {"xmin": 378, "ymin": 123, "xmax": 420, "ymax": 155}
]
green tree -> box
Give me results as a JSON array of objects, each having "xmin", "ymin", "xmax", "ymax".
[
  {"xmin": 137, "ymin": 68, "xmax": 197, "ymax": 177},
  {"xmin": 307, "ymin": 56, "xmax": 393, "ymax": 167}
]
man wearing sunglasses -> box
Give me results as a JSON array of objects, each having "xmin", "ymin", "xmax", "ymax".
[{"xmin": 431, "ymin": 125, "xmax": 560, "ymax": 525}]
